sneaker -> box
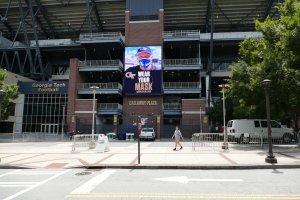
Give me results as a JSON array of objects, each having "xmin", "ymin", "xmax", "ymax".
[
  {"xmin": 180, "ymin": 146, "xmax": 183, "ymax": 150},
  {"xmin": 173, "ymin": 148, "xmax": 177, "ymax": 151}
]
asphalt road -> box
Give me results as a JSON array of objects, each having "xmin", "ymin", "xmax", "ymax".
[{"xmin": 0, "ymin": 168, "xmax": 300, "ymax": 200}]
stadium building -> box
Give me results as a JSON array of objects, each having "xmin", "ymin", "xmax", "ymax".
[{"xmin": 0, "ymin": 0, "xmax": 280, "ymax": 138}]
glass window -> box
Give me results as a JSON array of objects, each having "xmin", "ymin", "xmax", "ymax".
[
  {"xmin": 227, "ymin": 121, "xmax": 233, "ymax": 127},
  {"xmin": 261, "ymin": 121, "xmax": 267, "ymax": 128},
  {"xmin": 254, "ymin": 121, "xmax": 260, "ymax": 127},
  {"xmin": 271, "ymin": 121, "xmax": 281, "ymax": 128}
]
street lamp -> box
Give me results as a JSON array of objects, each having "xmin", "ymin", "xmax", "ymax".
[
  {"xmin": 90, "ymin": 85, "xmax": 99, "ymax": 148},
  {"xmin": 61, "ymin": 105, "xmax": 66, "ymax": 141},
  {"xmin": 262, "ymin": 79, "xmax": 277, "ymax": 164},
  {"xmin": 0, "ymin": 90, "xmax": 4, "ymax": 121},
  {"xmin": 219, "ymin": 84, "xmax": 228, "ymax": 150}
]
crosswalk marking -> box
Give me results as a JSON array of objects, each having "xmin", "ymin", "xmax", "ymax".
[
  {"xmin": 67, "ymin": 192, "xmax": 300, "ymax": 199},
  {"xmin": 3, "ymin": 169, "xmax": 70, "ymax": 200},
  {"xmin": 71, "ymin": 170, "xmax": 115, "ymax": 193}
]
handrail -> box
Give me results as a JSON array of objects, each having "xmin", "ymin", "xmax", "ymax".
[
  {"xmin": 79, "ymin": 32, "xmax": 122, "ymax": 40},
  {"xmin": 164, "ymin": 58, "xmax": 202, "ymax": 66},
  {"xmin": 164, "ymin": 82, "xmax": 200, "ymax": 89},
  {"xmin": 78, "ymin": 60, "xmax": 123, "ymax": 67},
  {"xmin": 164, "ymin": 30, "xmax": 201, "ymax": 38}
]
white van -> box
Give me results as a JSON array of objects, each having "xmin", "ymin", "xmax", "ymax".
[{"xmin": 227, "ymin": 119, "xmax": 294, "ymax": 143}]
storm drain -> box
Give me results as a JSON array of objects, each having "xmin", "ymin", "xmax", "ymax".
[{"xmin": 75, "ymin": 171, "xmax": 93, "ymax": 176}]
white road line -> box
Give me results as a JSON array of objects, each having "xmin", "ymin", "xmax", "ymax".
[
  {"xmin": 71, "ymin": 170, "xmax": 116, "ymax": 194},
  {"xmin": 0, "ymin": 170, "xmax": 21, "ymax": 178},
  {"xmin": 0, "ymin": 182, "xmax": 39, "ymax": 185},
  {"xmin": 155, "ymin": 176, "xmax": 244, "ymax": 184},
  {"xmin": 3, "ymin": 169, "xmax": 71, "ymax": 200},
  {"xmin": 9, "ymin": 171, "xmax": 64, "ymax": 175}
]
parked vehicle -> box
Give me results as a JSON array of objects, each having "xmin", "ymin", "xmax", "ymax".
[
  {"xmin": 140, "ymin": 127, "xmax": 155, "ymax": 140},
  {"xmin": 227, "ymin": 119, "xmax": 294, "ymax": 143}
]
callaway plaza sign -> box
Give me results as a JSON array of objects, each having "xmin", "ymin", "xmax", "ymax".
[{"xmin": 18, "ymin": 81, "xmax": 68, "ymax": 94}]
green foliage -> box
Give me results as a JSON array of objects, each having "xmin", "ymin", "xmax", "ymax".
[
  {"xmin": 225, "ymin": 0, "xmax": 300, "ymax": 127},
  {"xmin": 0, "ymin": 69, "xmax": 19, "ymax": 120}
]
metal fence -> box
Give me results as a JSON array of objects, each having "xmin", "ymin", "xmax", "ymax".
[
  {"xmin": 163, "ymin": 58, "xmax": 202, "ymax": 67},
  {"xmin": 163, "ymin": 82, "xmax": 200, "ymax": 89},
  {"xmin": 79, "ymin": 32, "xmax": 122, "ymax": 40},
  {"xmin": 78, "ymin": 82, "xmax": 122, "ymax": 90},
  {"xmin": 164, "ymin": 30, "xmax": 201, "ymax": 38},
  {"xmin": 72, "ymin": 134, "xmax": 101, "ymax": 151},
  {"xmin": 98, "ymin": 103, "xmax": 122, "ymax": 110},
  {"xmin": 78, "ymin": 60, "xmax": 123, "ymax": 67},
  {"xmin": 192, "ymin": 132, "xmax": 300, "ymax": 151},
  {"xmin": 163, "ymin": 103, "xmax": 181, "ymax": 110}
]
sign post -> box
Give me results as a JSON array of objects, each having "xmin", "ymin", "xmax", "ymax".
[{"xmin": 137, "ymin": 116, "xmax": 142, "ymax": 164}]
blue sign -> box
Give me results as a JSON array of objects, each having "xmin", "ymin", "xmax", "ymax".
[
  {"xmin": 18, "ymin": 81, "xmax": 68, "ymax": 94},
  {"xmin": 124, "ymin": 46, "xmax": 162, "ymax": 95}
]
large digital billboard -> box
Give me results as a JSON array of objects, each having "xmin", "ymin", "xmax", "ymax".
[{"xmin": 124, "ymin": 46, "xmax": 162, "ymax": 95}]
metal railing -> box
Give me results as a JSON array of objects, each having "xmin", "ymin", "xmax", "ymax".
[
  {"xmin": 163, "ymin": 103, "xmax": 181, "ymax": 110},
  {"xmin": 79, "ymin": 32, "xmax": 122, "ymax": 41},
  {"xmin": 78, "ymin": 60, "xmax": 123, "ymax": 68},
  {"xmin": 164, "ymin": 58, "xmax": 202, "ymax": 67},
  {"xmin": 98, "ymin": 103, "xmax": 122, "ymax": 110},
  {"xmin": 78, "ymin": 82, "xmax": 122, "ymax": 90},
  {"xmin": 192, "ymin": 132, "xmax": 299, "ymax": 151},
  {"xmin": 164, "ymin": 82, "xmax": 200, "ymax": 89},
  {"xmin": 72, "ymin": 134, "xmax": 101, "ymax": 151},
  {"xmin": 212, "ymin": 63, "xmax": 231, "ymax": 71},
  {"xmin": 164, "ymin": 30, "xmax": 201, "ymax": 38}
]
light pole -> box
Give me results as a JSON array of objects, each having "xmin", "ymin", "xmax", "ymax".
[
  {"xmin": 0, "ymin": 90, "xmax": 4, "ymax": 121},
  {"xmin": 200, "ymin": 107, "xmax": 203, "ymax": 133},
  {"xmin": 262, "ymin": 79, "xmax": 277, "ymax": 164},
  {"xmin": 61, "ymin": 105, "xmax": 66, "ymax": 141},
  {"xmin": 90, "ymin": 85, "xmax": 99, "ymax": 148},
  {"xmin": 219, "ymin": 84, "xmax": 228, "ymax": 150}
]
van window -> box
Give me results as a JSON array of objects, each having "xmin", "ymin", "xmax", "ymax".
[
  {"xmin": 254, "ymin": 121, "xmax": 260, "ymax": 127},
  {"xmin": 271, "ymin": 121, "xmax": 281, "ymax": 128},
  {"xmin": 227, "ymin": 121, "xmax": 233, "ymax": 127},
  {"xmin": 261, "ymin": 121, "xmax": 267, "ymax": 128}
]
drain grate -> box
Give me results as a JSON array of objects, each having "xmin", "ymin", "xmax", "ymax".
[{"xmin": 75, "ymin": 171, "xmax": 92, "ymax": 176}]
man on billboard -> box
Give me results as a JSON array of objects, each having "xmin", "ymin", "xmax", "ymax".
[{"xmin": 124, "ymin": 46, "xmax": 162, "ymax": 94}]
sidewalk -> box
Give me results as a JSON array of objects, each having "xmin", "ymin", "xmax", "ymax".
[{"xmin": 0, "ymin": 141, "xmax": 299, "ymax": 169}]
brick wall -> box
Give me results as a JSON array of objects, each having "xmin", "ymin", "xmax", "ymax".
[
  {"xmin": 182, "ymin": 99, "xmax": 209, "ymax": 132},
  {"xmin": 125, "ymin": 9, "xmax": 164, "ymax": 45}
]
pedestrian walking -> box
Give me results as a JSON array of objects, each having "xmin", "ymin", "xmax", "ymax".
[{"xmin": 172, "ymin": 126, "xmax": 183, "ymax": 151}]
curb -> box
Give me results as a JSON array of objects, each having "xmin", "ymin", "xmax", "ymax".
[{"xmin": 85, "ymin": 164, "xmax": 300, "ymax": 170}]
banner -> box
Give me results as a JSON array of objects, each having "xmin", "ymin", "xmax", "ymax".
[{"xmin": 124, "ymin": 46, "xmax": 162, "ymax": 95}]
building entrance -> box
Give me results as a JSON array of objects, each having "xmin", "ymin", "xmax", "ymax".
[{"xmin": 41, "ymin": 124, "xmax": 59, "ymax": 135}]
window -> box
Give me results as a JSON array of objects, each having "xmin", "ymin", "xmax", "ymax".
[
  {"xmin": 271, "ymin": 121, "xmax": 281, "ymax": 128},
  {"xmin": 254, "ymin": 121, "xmax": 260, "ymax": 127},
  {"xmin": 261, "ymin": 121, "xmax": 267, "ymax": 128},
  {"xmin": 227, "ymin": 121, "xmax": 233, "ymax": 127}
]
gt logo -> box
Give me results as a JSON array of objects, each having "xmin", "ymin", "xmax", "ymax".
[{"xmin": 125, "ymin": 72, "xmax": 136, "ymax": 79}]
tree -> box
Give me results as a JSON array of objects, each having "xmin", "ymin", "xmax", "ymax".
[
  {"xmin": 227, "ymin": 0, "xmax": 300, "ymax": 130},
  {"xmin": 0, "ymin": 69, "xmax": 19, "ymax": 120}
]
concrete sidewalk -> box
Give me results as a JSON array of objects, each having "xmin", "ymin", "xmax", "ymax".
[{"xmin": 0, "ymin": 141, "xmax": 299, "ymax": 169}]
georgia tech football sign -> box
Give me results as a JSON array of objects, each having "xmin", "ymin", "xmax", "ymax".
[{"xmin": 124, "ymin": 46, "xmax": 162, "ymax": 95}]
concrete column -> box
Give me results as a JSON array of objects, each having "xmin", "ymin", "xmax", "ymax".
[{"xmin": 13, "ymin": 94, "xmax": 25, "ymax": 135}]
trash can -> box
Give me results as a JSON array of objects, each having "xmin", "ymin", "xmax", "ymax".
[{"xmin": 96, "ymin": 134, "xmax": 110, "ymax": 153}]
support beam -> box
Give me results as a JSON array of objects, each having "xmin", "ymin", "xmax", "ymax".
[
  {"xmin": 35, "ymin": 0, "xmax": 57, "ymax": 38},
  {"xmin": 17, "ymin": 0, "xmax": 35, "ymax": 75},
  {"xmin": 205, "ymin": 0, "xmax": 211, "ymax": 32},
  {"xmin": 27, "ymin": 0, "xmax": 45, "ymax": 80},
  {"xmin": 24, "ymin": 0, "xmax": 50, "ymax": 38},
  {"xmin": 263, "ymin": 0, "xmax": 275, "ymax": 19},
  {"xmin": 215, "ymin": 3, "xmax": 233, "ymax": 26},
  {"xmin": 91, "ymin": 0, "xmax": 103, "ymax": 31},
  {"xmin": 0, "ymin": 11, "xmax": 14, "ymax": 39}
]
